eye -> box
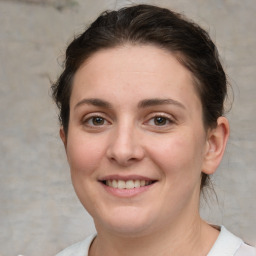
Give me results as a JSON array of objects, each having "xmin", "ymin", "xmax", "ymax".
[
  {"xmin": 83, "ymin": 115, "xmax": 110, "ymax": 127},
  {"xmin": 91, "ymin": 116, "xmax": 105, "ymax": 126},
  {"xmin": 153, "ymin": 116, "xmax": 168, "ymax": 126},
  {"xmin": 146, "ymin": 114, "xmax": 174, "ymax": 127}
]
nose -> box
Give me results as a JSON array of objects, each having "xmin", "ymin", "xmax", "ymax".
[{"xmin": 106, "ymin": 123, "xmax": 145, "ymax": 166}]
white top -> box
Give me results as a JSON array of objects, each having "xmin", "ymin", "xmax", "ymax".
[{"xmin": 56, "ymin": 226, "xmax": 256, "ymax": 256}]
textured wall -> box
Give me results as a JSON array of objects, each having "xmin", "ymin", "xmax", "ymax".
[{"xmin": 0, "ymin": 0, "xmax": 255, "ymax": 255}]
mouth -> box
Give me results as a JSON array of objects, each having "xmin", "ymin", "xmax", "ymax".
[{"xmin": 101, "ymin": 179, "xmax": 157, "ymax": 189}]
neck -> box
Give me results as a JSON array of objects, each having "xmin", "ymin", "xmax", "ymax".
[{"xmin": 89, "ymin": 215, "xmax": 219, "ymax": 256}]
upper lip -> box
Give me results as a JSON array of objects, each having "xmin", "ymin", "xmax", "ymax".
[{"xmin": 98, "ymin": 174, "xmax": 157, "ymax": 182}]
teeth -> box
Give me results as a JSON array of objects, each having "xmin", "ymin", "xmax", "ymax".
[
  {"xmin": 112, "ymin": 179, "xmax": 118, "ymax": 188},
  {"xmin": 126, "ymin": 180, "xmax": 134, "ymax": 189},
  {"xmin": 105, "ymin": 179, "xmax": 153, "ymax": 189},
  {"xmin": 134, "ymin": 180, "xmax": 140, "ymax": 188},
  {"xmin": 117, "ymin": 180, "xmax": 126, "ymax": 189},
  {"xmin": 140, "ymin": 180, "xmax": 145, "ymax": 186}
]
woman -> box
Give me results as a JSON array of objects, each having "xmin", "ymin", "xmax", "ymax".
[{"xmin": 52, "ymin": 4, "xmax": 256, "ymax": 256}]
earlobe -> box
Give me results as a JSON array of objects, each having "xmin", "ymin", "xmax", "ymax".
[
  {"xmin": 59, "ymin": 127, "xmax": 67, "ymax": 149},
  {"xmin": 202, "ymin": 117, "xmax": 229, "ymax": 175}
]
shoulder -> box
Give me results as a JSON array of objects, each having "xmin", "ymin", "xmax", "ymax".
[
  {"xmin": 56, "ymin": 234, "xmax": 96, "ymax": 256},
  {"xmin": 236, "ymin": 243, "xmax": 256, "ymax": 256},
  {"xmin": 208, "ymin": 226, "xmax": 256, "ymax": 256}
]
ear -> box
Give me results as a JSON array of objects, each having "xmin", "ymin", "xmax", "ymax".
[
  {"xmin": 59, "ymin": 127, "xmax": 67, "ymax": 150},
  {"xmin": 202, "ymin": 117, "xmax": 229, "ymax": 175}
]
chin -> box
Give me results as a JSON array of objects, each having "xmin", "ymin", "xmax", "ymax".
[{"xmin": 94, "ymin": 206, "xmax": 156, "ymax": 237}]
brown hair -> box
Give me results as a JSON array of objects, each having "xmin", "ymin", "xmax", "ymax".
[{"xmin": 51, "ymin": 4, "xmax": 228, "ymax": 190}]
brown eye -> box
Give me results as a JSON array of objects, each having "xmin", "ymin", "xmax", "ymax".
[
  {"xmin": 92, "ymin": 116, "xmax": 105, "ymax": 126},
  {"xmin": 154, "ymin": 116, "xmax": 167, "ymax": 126},
  {"xmin": 83, "ymin": 115, "xmax": 109, "ymax": 127},
  {"xmin": 146, "ymin": 115, "xmax": 173, "ymax": 128}
]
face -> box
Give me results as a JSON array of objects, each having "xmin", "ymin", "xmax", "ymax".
[{"xmin": 63, "ymin": 45, "xmax": 212, "ymax": 236}]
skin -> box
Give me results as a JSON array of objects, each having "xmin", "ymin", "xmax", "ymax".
[{"xmin": 60, "ymin": 44, "xmax": 229, "ymax": 256}]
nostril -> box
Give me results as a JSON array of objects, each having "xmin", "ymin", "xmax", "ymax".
[{"xmin": 106, "ymin": 138, "xmax": 145, "ymax": 166}]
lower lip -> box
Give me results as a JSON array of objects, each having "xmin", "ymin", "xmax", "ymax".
[{"xmin": 101, "ymin": 182, "xmax": 155, "ymax": 198}]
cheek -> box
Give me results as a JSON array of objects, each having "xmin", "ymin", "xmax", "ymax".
[
  {"xmin": 66, "ymin": 132, "xmax": 106, "ymax": 176},
  {"xmin": 147, "ymin": 132, "xmax": 204, "ymax": 179}
]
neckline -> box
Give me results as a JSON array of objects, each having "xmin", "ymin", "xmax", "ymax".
[{"xmin": 207, "ymin": 226, "xmax": 243, "ymax": 256}]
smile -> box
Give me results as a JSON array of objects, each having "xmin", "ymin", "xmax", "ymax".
[{"xmin": 102, "ymin": 180, "xmax": 155, "ymax": 189}]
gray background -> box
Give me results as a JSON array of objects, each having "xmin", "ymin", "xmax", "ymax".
[{"xmin": 0, "ymin": 0, "xmax": 255, "ymax": 255}]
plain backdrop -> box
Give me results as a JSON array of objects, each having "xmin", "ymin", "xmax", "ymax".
[{"xmin": 0, "ymin": 0, "xmax": 255, "ymax": 255}]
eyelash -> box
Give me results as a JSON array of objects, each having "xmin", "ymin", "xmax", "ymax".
[
  {"xmin": 81, "ymin": 113, "xmax": 175, "ymax": 129},
  {"xmin": 82, "ymin": 114, "xmax": 111, "ymax": 128},
  {"xmin": 145, "ymin": 114, "xmax": 174, "ymax": 127}
]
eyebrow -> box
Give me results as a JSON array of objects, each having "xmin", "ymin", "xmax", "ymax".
[
  {"xmin": 74, "ymin": 98, "xmax": 112, "ymax": 109},
  {"xmin": 138, "ymin": 98, "xmax": 186, "ymax": 109},
  {"xmin": 74, "ymin": 97, "xmax": 185, "ymax": 110}
]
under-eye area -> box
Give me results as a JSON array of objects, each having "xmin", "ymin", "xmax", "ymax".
[{"xmin": 101, "ymin": 180, "xmax": 157, "ymax": 189}]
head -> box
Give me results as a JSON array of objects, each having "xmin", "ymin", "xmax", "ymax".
[{"xmin": 52, "ymin": 5, "xmax": 228, "ymax": 196}]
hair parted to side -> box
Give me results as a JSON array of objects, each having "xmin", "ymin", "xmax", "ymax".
[{"xmin": 51, "ymin": 4, "xmax": 229, "ymax": 191}]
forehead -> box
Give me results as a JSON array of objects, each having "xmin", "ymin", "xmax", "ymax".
[{"xmin": 71, "ymin": 44, "xmax": 201, "ymax": 110}]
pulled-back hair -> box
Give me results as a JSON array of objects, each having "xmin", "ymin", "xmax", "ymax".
[{"xmin": 51, "ymin": 4, "xmax": 228, "ymax": 190}]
